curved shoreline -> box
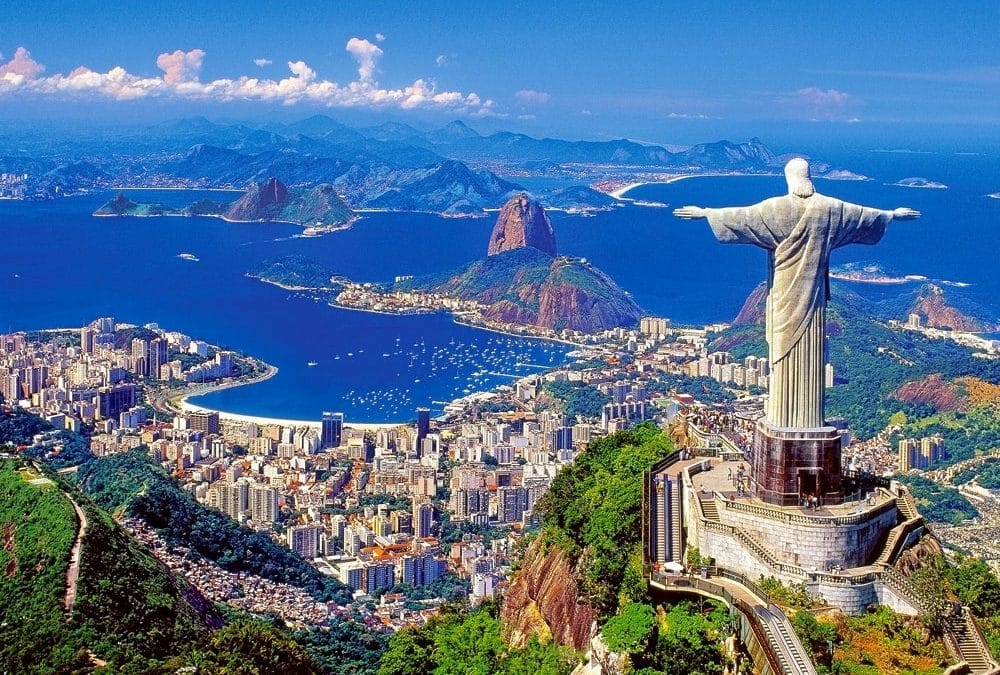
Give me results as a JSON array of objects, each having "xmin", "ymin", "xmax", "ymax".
[{"xmin": 610, "ymin": 173, "xmax": 725, "ymax": 199}]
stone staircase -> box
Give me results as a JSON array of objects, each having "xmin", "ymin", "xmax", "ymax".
[
  {"xmin": 896, "ymin": 494, "xmax": 919, "ymax": 520},
  {"xmin": 874, "ymin": 527, "xmax": 904, "ymax": 566},
  {"xmin": 700, "ymin": 496, "xmax": 720, "ymax": 521},
  {"xmin": 946, "ymin": 609, "xmax": 1000, "ymax": 674}
]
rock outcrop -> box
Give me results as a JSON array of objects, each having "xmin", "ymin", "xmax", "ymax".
[
  {"xmin": 223, "ymin": 178, "xmax": 354, "ymax": 228},
  {"xmin": 908, "ymin": 284, "xmax": 987, "ymax": 332},
  {"xmin": 733, "ymin": 281, "xmax": 768, "ymax": 325},
  {"xmin": 487, "ymin": 193, "xmax": 557, "ymax": 257},
  {"xmin": 890, "ymin": 373, "xmax": 967, "ymax": 413},
  {"xmin": 501, "ymin": 538, "xmax": 598, "ymax": 652},
  {"xmin": 224, "ymin": 177, "xmax": 289, "ymax": 222}
]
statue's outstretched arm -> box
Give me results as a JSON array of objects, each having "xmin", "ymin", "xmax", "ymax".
[{"xmin": 673, "ymin": 206, "xmax": 707, "ymax": 220}]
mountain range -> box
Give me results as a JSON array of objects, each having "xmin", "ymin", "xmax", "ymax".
[{"xmin": 5, "ymin": 114, "xmax": 792, "ymax": 213}]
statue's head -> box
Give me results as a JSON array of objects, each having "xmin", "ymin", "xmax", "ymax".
[{"xmin": 784, "ymin": 158, "xmax": 815, "ymax": 198}]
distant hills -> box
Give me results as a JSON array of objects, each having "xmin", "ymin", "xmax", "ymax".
[
  {"xmin": 714, "ymin": 278, "xmax": 1000, "ymax": 442},
  {"xmin": 7, "ymin": 114, "xmax": 795, "ymax": 212}
]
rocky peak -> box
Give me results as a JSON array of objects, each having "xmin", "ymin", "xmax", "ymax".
[
  {"xmin": 487, "ymin": 193, "xmax": 556, "ymax": 257},
  {"xmin": 224, "ymin": 177, "xmax": 289, "ymax": 221}
]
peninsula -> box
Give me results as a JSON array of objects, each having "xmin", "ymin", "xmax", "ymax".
[{"xmin": 251, "ymin": 193, "xmax": 643, "ymax": 337}]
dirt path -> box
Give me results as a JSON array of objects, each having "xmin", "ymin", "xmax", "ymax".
[{"xmin": 63, "ymin": 494, "xmax": 88, "ymax": 614}]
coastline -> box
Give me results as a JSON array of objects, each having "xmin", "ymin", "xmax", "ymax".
[
  {"xmin": 609, "ymin": 173, "xmax": 728, "ymax": 199},
  {"xmin": 450, "ymin": 316, "xmax": 587, "ymax": 349},
  {"xmin": 177, "ymin": 401, "xmax": 401, "ymax": 431},
  {"xmin": 173, "ymin": 362, "xmax": 396, "ymax": 429}
]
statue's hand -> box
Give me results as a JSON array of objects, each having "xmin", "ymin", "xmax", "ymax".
[
  {"xmin": 674, "ymin": 206, "xmax": 707, "ymax": 220},
  {"xmin": 893, "ymin": 207, "xmax": 920, "ymax": 220}
]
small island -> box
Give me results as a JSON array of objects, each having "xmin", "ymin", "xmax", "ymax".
[
  {"xmin": 93, "ymin": 178, "xmax": 356, "ymax": 235},
  {"xmin": 892, "ymin": 177, "xmax": 948, "ymax": 189},
  {"xmin": 819, "ymin": 169, "xmax": 871, "ymax": 181},
  {"xmin": 538, "ymin": 185, "xmax": 623, "ymax": 212},
  {"xmin": 247, "ymin": 255, "xmax": 343, "ymax": 290}
]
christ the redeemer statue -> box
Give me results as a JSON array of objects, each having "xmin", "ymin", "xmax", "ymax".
[{"xmin": 675, "ymin": 159, "xmax": 919, "ymax": 430}]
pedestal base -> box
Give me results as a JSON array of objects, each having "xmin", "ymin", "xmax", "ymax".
[{"xmin": 751, "ymin": 421, "xmax": 843, "ymax": 506}]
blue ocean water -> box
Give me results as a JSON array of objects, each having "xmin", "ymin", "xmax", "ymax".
[{"xmin": 1, "ymin": 149, "xmax": 996, "ymax": 421}]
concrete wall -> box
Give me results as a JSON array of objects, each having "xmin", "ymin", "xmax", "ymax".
[{"xmin": 716, "ymin": 502, "xmax": 898, "ymax": 571}]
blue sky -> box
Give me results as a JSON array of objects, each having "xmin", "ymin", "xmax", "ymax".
[{"xmin": 1, "ymin": 0, "xmax": 998, "ymax": 147}]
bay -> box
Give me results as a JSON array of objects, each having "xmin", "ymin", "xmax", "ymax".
[{"xmin": 1, "ymin": 153, "xmax": 996, "ymax": 421}]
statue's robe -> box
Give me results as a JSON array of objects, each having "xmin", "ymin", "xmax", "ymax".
[{"xmin": 705, "ymin": 193, "xmax": 892, "ymax": 428}]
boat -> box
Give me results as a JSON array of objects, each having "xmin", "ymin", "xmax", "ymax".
[
  {"xmin": 307, "ymin": 361, "xmax": 318, "ymax": 367},
  {"xmin": 177, "ymin": 252, "xmax": 199, "ymax": 261}
]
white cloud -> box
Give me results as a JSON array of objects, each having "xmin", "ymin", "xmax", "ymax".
[
  {"xmin": 345, "ymin": 37, "xmax": 382, "ymax": 84},
  {"xmin": 779, "ymin": 87, "xmax": 857, "ymax": 121},
  {"xmin": 579, "ymin": 109, "xmax": 592, "ymax": 116},
  {"xmin": 375, "ymin": 33, "xmax": 386, "ymax": 42},
  {"xmin": 0, "ymin": 41, "xmax": 492, "ymax": 114},
  {"xmin": 253, "ymin": 58, "xmax": 272, "ymax": 67},
  {"xmin": 0, "ymin": 47, "xmax": 44, "ymax": 78},
  {"xmin": 155, "ymin": 49, "xmax": 205, "ymax": 85},
  {"xmin": 436, "ymin": 54, "xmax": 447, "ymax": 67},
  {"xmin": 516, "ymin": 114, "xmax": 535, "ymax": 120},
  {"xmin": 515, "ymin": 88, "xmax": 550, "ymax": 104}
]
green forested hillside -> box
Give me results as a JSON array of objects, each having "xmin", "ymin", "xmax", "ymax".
[
  {"xmin": 536, "ymin": 424, "xmax": 673, "ymax": 614},
  {"xmin": 0, "ymin": 459, "xmax": 213, "ymax": 672}
]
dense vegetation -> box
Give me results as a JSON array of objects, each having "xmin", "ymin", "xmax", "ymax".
[
  {"xmin": 822, "ymin": 606, "xmax": 946, "ymax": 675},
  {"xmin": 378, "ymin": 601, "xmax": 576, "ymax": 675},
  {"xmin": 249, "ymin": 254, "xmax": 340, "ymax": 289},
  {"xmin": 602, "ymin": 600, "xmax": 729, "ymax": 675},
  {"xmin": 824, "ymin": 296, "xmax": 1000, "ymax": 440},
  {"xmin": 542, "ymin": 379, "xmax": 612, "ymax": 420},
  {"xmin": 896, "ymin": 406, "xmax": 1000, "ymax": 468},
  {"xmin": 170, "ymin": 620, "xmax": 322, "ymax": 674},
  {"xmin": 70, "ymin": 495, "xmax": 216, "ymax": 668},
  {"xmin": 943, "ymin": 554, "xmax": 1000, "ymax": 658},
  {"xmin": 290, "ymin": 618, "xmax": 389, "ymax": 675},
  {"xmin": 951, "ymin": 458, "xmax": 1000, "ymax": 486},
  {"xmin": 0, "ymin": 399, "xmax": 93, "ymax": 468},
  {"xmin": 75, "ymin": 449, "xmax": 352, "ymax": 603},
  {"xmin": 0, "ymin": 460, "xmax": 81, "ymax": 672},
  {"xmin": 0, "ymin": 459, "xmax": 222, "ymax": 672},
  {"xmin": 537, "ymin": 423, "xmax": 673, "ymax": 614},
  {"xmin": 715, "ymin": 285, "xmax": 1000, "ymax": 443}
]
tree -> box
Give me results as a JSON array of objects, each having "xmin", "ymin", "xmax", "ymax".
[
  {"xmin": 602, "ymin": 603, "xmax": 656, "ymax": 657},
  {"xmin": 431, "ymin": 610, "xmax": 506, "ymax": 675},
  {"xmin": 792, "ymin": 610, "xmax": 839, "ymax": 668},
  {"xmin": 654, "ymin": 602, "xmax": 727, "ymax": 675},
  {"xmin": 379, "ymin": 628, "xmax": 434, "ymax": 675},
  {"xmin": 196, "ymin": 620, "xmax": 320, "ymax": 674},
  {"xmin": 500, "ymin": 635, "xmax": 575, "ymax": 675}
]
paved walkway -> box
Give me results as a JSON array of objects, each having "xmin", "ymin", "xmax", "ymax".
[{"xmin": 64, "ymin": 493, "xmax": 88, "ymax": 614}]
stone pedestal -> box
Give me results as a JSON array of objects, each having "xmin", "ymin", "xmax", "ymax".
[{"xmin": 751, "ymin": 421, "xmax": 843, "ymax": 506}]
